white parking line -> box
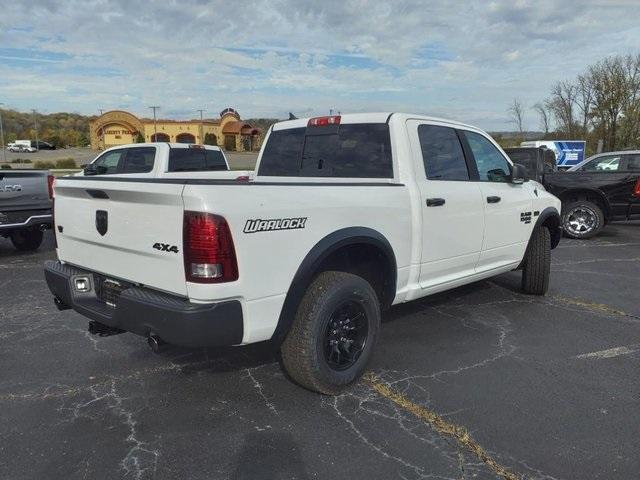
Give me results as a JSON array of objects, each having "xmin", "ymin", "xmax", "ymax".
[{"xmin": 576, "ymin": 344, "xmax": 640, "ymax": 360}]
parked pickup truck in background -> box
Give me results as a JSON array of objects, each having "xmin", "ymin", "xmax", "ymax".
[
  {"xmin": 0, "ymin": 170, "xmax": 53, "ymax": 251},
  {"xmin": 505, "ymin": 149, "xmax": 640, "ymax": 239},
  {"xmin": 45, "ymin": 113, "xmax": 561, "ymax": 394},
  {"xmin": 81, "ymin": 143, "xmax": 246, "ymax": 179},
  {"xmin": 503, "ymin": 147, "xmax": 557, "ymax": 183}
]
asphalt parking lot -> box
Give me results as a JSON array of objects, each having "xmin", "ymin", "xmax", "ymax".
[{"xmin": 1, "ymin": 224, "xmax": 638, "ymax": 480}]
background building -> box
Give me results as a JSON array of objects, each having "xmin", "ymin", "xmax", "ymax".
[{"xmin": 89, "ymin": 107, "xmax": 262, "ymax": 151}]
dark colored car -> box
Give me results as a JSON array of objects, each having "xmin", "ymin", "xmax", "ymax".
[
  {"xmin": 33, "ymin": 140, "xmax": 56, "ymax": 150},
  {"xmin": 503, "ymin": 147, "xmax": 557, "ymax": 183},
  {"xmin": 0, "ymin": 169, "xmax": 53, "ymax": 251},
  {"xmin": 505, "ymin": 149, "xmax": 640, "ymax": 239}
]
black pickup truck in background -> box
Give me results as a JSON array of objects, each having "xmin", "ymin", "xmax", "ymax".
[
  {"xmin": 0, "ymin": 170, "xmax": 53, "ymax": 251},
  {"xmin": 505, "ymin": 148, "xmax": 640, "ymax": 239}
]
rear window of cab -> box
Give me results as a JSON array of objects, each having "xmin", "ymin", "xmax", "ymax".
[{"xmin": 258, "ymin": 124, "xmax": 393, "ymax": 178}]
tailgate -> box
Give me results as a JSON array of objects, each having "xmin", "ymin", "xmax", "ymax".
[
  {"xmin": 54, "ymin": 178, "xmax": 188, "ymax": 296},
  {"xmin": 0, "ymin": 171, "xmax": 50, "ymax": 210}
]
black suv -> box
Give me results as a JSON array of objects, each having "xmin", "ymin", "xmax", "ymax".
[
  {"xmin": 505, "ymin": 149, "xmax": 640, "ymax": 239},
  {"xmin": 33, "ymin": 141, "xmax": 56, "ymax": 150}
]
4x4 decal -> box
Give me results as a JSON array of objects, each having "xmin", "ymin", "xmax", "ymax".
[
  {"xmin": 153, "ymin": 242, "xmax": 179, "ymax": 253},
  {"xmin": 244, "ymin": 217, "xmax": 307, "ymax": 234}
]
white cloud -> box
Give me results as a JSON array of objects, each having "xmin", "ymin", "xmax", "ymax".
[{"xmin": 0, "ymin": 0, "xmax": 638, "ymax": 129}]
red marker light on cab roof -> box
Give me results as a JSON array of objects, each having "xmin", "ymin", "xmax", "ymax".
[{"xmin": 307, "ymin": 115, "xmax": 341, "ymax": 127}]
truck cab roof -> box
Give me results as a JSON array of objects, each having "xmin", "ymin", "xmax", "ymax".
[{"xmin": 272, "ymin": 112, "xmax": 479, "ymax": 132}]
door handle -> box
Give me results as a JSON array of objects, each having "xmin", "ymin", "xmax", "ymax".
[
  {"xmin": 487, "ymin": 196, "xmax": 501, "ymax": 204},
  {"xmin": 426, "ymin": 197, "xmax": 446, "ymax": 207}
]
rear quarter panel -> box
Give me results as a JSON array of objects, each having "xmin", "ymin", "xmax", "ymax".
[{"xmin": 182, "ymin": 183, "xmax": 412, "ymax": 343}]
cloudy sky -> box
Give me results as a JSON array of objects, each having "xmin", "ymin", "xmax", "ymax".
[{"xmin": 0, "ymin": 0, "xmax": 638, "ymax": 130}]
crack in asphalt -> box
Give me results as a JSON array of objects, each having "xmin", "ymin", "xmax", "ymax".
[
  {"xmin": 364, "ymin": 373, "xmax": 521, "ymax": 480},
  {"xmin": 549, "ymin": 294, "xmax": 639, "ymax": 320},
  {"xmin": 58, "ymin": 379, "xmax": 159, "ymax": 480}
]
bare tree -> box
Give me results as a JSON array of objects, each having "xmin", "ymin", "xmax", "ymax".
[
  {"xmin": 532, "ymin": 102, "xmax": 550, "ymax": 135},
  {"xmin": 620, "ymin": 53, "xmax": 640, "ymax": 148},
  {"xmin": 546, "ymin": 80, "xmax": 578, "ymax": 137},
  {"xmin": 508, "ymin": 98, "xmax": 525, "ymax": 135},
  {"xmin": 589, "ymin": 55, "xmax": 628, "ymax": 150},
  {"xmin": 576, "ymin": 74, "xmax": 594, "ymax": 135}
]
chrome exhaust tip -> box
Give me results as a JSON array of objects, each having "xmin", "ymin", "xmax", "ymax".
[{"xmin": 147, "ymin": 334, "xmax": 165, "ymax": 353}]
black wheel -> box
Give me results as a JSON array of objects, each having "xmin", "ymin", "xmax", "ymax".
[
  {"xmin": 521, "ymin": 226, "xmax": 551, "ymax": 295},
  {"xmin": 280, "ymin": 271, "xmax": 381, "ymax": 395},
  {"xmin": 10, "ymin": 228, "xmax": 44, "ymax": 252},
  {"xmin": 561, "ymin": 200, "xmax": 604, "ymax": 239}
]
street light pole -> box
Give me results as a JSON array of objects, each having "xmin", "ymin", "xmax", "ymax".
[
  {"xmin": 197, "ymin": 109, "xmax": 204, "ymax": 144},
  {"xmin": 98, "ymin": 109, "xmax": 105, "ymax": 149},
  {"xmin": 0, "ymin": 103, "xmax": 6, "ymax": 163},
  {"xmin": 148, "ymin": 106, "xmax": 159, "ymax": 141},
  {"xmin": 32, "ymin": 109, "xmax": 39, "ymax": 151}
]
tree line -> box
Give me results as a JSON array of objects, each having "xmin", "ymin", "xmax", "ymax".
[
  {"xmin": 0, "ymin": 109, "xmax": 92, "ymax": 148},
  {"xmin": 509, "ymin": 53, "xmax": 640, "ymax": 153}
]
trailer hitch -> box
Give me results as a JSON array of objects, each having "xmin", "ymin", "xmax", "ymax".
[{"xmin": 88, "ymin": 321, "xmax": 125, "ymax": 337}]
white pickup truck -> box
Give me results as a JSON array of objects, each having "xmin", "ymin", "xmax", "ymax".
[
  {"xmin": 80, "ymin": 142, "xmax": 245, "ymax": 179},
  {"xmin": 45, "ymin": 113, "xmax": 561, "ymax": 394}
]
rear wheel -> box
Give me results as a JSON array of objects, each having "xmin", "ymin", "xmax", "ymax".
[
  {"xmin": 521, "ymin": 226, "xmax": 551, "ymax": 295},
  {"xmin": 561, "ymin": 200, "xmax": 604, "ymax": 239},
  {"xmin": 10, "ymin": 228, "xmax": 44, "ymax": 252},
  {"xmin": 281, "ymin": 271, "xmax": 381, "ymax": 395}
]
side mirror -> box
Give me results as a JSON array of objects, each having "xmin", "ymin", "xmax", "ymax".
[
  {"xmin": 511, "ymin": 163, "xmax": 529, "ymax": 184},
  {"xmin": 84, "ymin": 164, "xmax": 97, "ymax": 176}
]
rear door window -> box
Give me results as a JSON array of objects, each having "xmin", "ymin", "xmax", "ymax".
[
  {"xmin": 464, "ymin": 131, "xmax": 511, "ymax": 182},
  {"xmin": 121, "ymin": 147, "xmax": 156, "ymax": 174},
  {"xmin": 168, "ymin": 148, "xmax": 227, "ymax": 172},
  {"xmin": 622, "ymin": 154, "xmax": 640, "ymax": 172},
  {"xmin": 417, "ymin": 125, "xmax": 469, "ymax": 180},
  {"xmin": 258, "ymin": 123, "xmax": 393, "ymax": 178}
]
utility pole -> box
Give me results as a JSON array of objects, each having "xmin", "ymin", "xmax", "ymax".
[
  {"xmin": 98, "ymin": 109, "xmax": 105, "ymax": 149},
  {"xmin": 0, "ymin": 103, "xmax": 6, "ymax": 163},
  {"xmin": 148, "ymin": 106, "xmax": 160, "ymax": 141},
  {"xmin": 32, "ymin": 109, "xmax": 39, "ymax": 151},
  {"xmin": 197, "ymin": 109, "xmax": 204, "ymax": 144}
]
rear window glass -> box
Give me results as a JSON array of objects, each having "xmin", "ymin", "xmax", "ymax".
[
  {"xmin": 258, "ymin": 124, "xmax": 393, "ymax": 178},
  {"xmin": 168, "ymin": 148, "xmax": 227, "ymax": 172}
]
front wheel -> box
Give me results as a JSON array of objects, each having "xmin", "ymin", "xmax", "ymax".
[
  {"xmin": 521, "ymin": 226, "xmax": 551, "ymax": 295},
  {"xmin": 561, "ymin": 200, "xmax": 604, "ymax": 239},
  {"xmin": 281, "ymin": 271, "xmax": 381, "ymax": 395},
  {"xmin": 10, "ymin": 228, "xmax": 44, "ymax": 252}
]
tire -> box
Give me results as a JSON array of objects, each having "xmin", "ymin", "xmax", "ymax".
[
  {"xmin": 521, "ymin": 226, "xmax": 551, "ymax": 295},
  {"xmin": 10, "ymin": 228, "xmax": 44, "ymax": 252},
  {"xmin": 281, "ymin": 271, "xmax": 381, "ymax": 395},
  {"xmin": 561, "ymin": 200, "xmax": 604, "ymax": 239}
]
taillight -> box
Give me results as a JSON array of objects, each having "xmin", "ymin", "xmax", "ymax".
[
  {"xmin": 235, "ymin": 175, "xmax": 250, "ymax": 182},
  {"xmin": 47, "ymin": 175, "xmax": 55, "ymax": 199},
  {"xmin": 634, "ymin": 177, "xmax": 640, "ymax": 197},
  {"xmin": 183, "ymin": 211, "xmax": 238, "ymax": 283},
  {"xmin": 52, "ymin": 197, "xmax": 57, "ymax": 248},
  {"xmin": 308, "ymin": 115, "xmax": 341, "ymax": 127}
]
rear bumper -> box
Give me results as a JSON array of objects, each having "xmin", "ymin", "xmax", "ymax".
[
  {"xmin": 44, "ymin": 260, "xmax": 243, "ymax": 348},
  {"xmin": 0, "ymin": 210, "xmax": 51, "ymax": 231}
]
